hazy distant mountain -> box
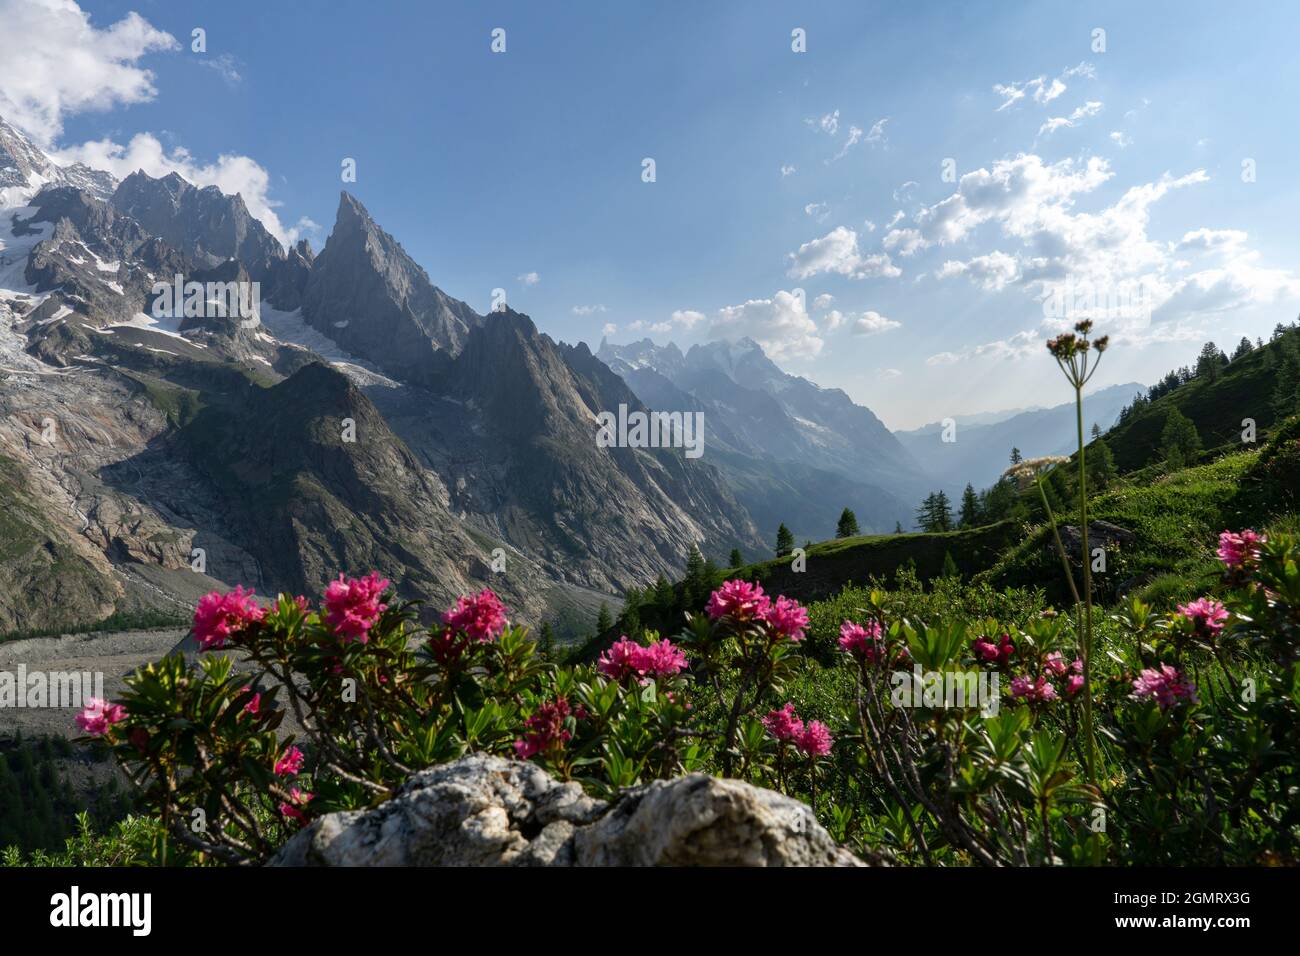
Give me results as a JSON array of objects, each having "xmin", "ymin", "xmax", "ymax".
[
  {"xmin": 893, "ymin": 382, "xmax": 1145, "ymax": 497},
  {"xmin": 598, "ymin": 337, "xmax": 925, "ymax": 541}
]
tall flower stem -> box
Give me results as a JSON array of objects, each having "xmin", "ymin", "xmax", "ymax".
[
  {"xmin": 1035, "ymin": 477, "xmax": 1082, "ymax": 608},
  {"xmin": 1074, "ymin": 384, "xmax": 1098, "ymax": 786}
]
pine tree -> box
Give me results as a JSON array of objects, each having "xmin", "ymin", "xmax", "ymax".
[
  {"xmin": 538, "ymin": 622, "xmax": 556, "ymax": 658},
  {"xmin": 1089, "ymin": 434, "xmax": 1117, "ymax": 489},
  {"xmin": 1232, "ymin": 335, "xmax": 1255, "ymax": 360},
  {"xmin": 941, "ymin": 550, "xmax": 960, "ymax": 579},
  {"xmin": 836, "ymin": 507, "xmax": 860, "ymax": 538},
  {"xmin": 958, "ymin": 483, "xmax": 980, "ymax": 528},
  {"xmin": 1194, "ymin": 341, "xmax": 1227, "ymax": 382},
  {"xmin": 1010, "ymin": 447, "xmax": 1023, "ymax": 465},
  {"xmin": 1159, "ymin": 407, "xmax": 1202, "ymax": 468},
  {"xmin": 915, "ymin": 491, "xmax": 954, "ymax": 532},
  {"xmin": 728, "ymin": 548, "xmax": 743, "ymax": 568},
  {"xmin": 893, "ymin": 521, "xmax": 904, "ymax": 534},
  {"xmin": 775, "ymin": 523, "xmax": 794, "ymax": 557},
  {"xmin": 596, "ymin": 602, "xmax": 612, "ymax": 634},
  {"xmin": 1273, "ymin": 351, "xmax": 1300, "ymax": 421}
]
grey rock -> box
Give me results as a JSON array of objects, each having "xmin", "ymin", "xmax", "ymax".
[{"xmin": 269, "ymin": 754, "xmax": 871, "ymax": 867}]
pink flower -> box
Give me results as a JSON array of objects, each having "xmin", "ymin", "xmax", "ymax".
[
  {"xmin": 241, "ymin": 687, "xmax": 262, "ymax": 715},
  {"xmin": 74, "ymin": 697, "xmax": 126, "ymax": 736},
  {"xmin": 761, "ymin": 703, "xmax": 804, "ymax": 742},
  {"xmin": 973, "ymin": 633, "xmax": 1015, "ymax": 665},
  {"xmin": 442, "ymin": 588, "xmax": 508, "ymax": 643},
  {"xmin": 1010, "ymin": 675, "xmax": 1057, "ymax": 702},
  {"xmin": 1177, "ymin": 597, "xmax": 1229, "ymax": 636},
  {"xmin": 761, "ymin": 595, "xmax": 809, "ymax": 642},
  {"xmin": 839, "ymin": 619, "xmax": 885, "ymax": 662},
  {"xmin": 192, "ymin": 586, "xmax": 264, "ymax": 651},
  {"xmin": 795, "ymin": 720, "xmax": 834, "ymax": 758},
  {"xmin": 274, "ymin": 745, "xmax": 305, "ymax": 777},
  {"xmin": 513, "ymin": 697, "xmax": 574, "ymax": 760},
  {"xmin": 1132, "ymin": 664, "xmax": 1197, "ymax": 709},
  {"xmin": 324, "ymin": 572, "xmax": 390, "ymax": 644},
  {"xmin": 1044, "ymin": 651, "xmax": 1068, "ymax": 676},
  {"xmin": 279, "ymin": 788, "xmax": 314, "ymax": 822},
  {"xmin": 1217, "ymin": 529, "xmax": 1266, "ymax": 568},
  {"xmin": 705, "ymin": 579, "xmax": 771, "ymax": 622},
  {"xmin": 1065, "ymin": 674, "xmax": 1086, "ymax": 697},
  {"xmin": 597, "ymin": 637, "xmax": 688, "ymax": 682}
]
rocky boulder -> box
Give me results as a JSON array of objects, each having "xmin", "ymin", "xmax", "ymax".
[{"xmin": 270, "ymin": 754, "xmax": 874, "ymax": 867}]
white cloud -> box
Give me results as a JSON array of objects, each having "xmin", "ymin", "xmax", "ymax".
[
  {"xmin": 780, "ymin": 163, "xmax": 796, "ymax": 177},
  {"xmin": 994, "ymin": 62, "xmax": 1095, "ymax": 113},
  {"xmin": 1038, "ymin": 100, "xmax": 1103, "ymax": 137},
  {"xmin": 669, "ymin": 309, "xmax": 706, "ymax": 329},
  {"xmin": 710, "ymin": 290, "xmax": 823, "ymax": 360},
  {"xmin": 786, "ymin": 226, "xmax": 901, "ymax": 280},
  {"xmin": 1110, "ymin": 131, "xmax": 1131, "ymax": 148},
  {"xmin": 893, "ymin": 181, "xmax": 918, "ymax": 203},
  {"xmin": 926, "ymin": 329, "xmax": 1041, "ymax": 365},
  {"xmin": 885, "ymin": 210, "xmax": 905, "ymax": 229},
  {"xmin": 866, "ymin": 118, "xmax": 889, "ymax": 146},
  {"xmin": 53, "ymin": 133, "xmax": 309, "ymax": 245},
  {"xmin": 573, "ymin": 304, "xmax": 608, "ymax": 315},
  {"xmin": 1176, "ymin": 228, "xmax": 1247, "ymax": 254},
  {"xmin": 812, "ymin": 293, "xmax": 835, "ymax": 311},
  {"xmin": 198, "ymin": 53, "xmax": 243, "ymax": 87},
  {"xmin": 803, "ymin": 201, "xmax": 830, "ymax": 222},
  {"xmin": 862, "ymin": 218, "xmax": 876, "ymax": 233},
  {"xmin": 852, "ymin": 311, "xmax": 900, "ymax": 335},
  {"xmin": 806, "ymin": 110, "xmax": 840, "ymax": 135},
  {"xmin": 0, "ymin": 0, "xmax": 178, "ymax": 145},
  {"xmin": 882, "ymin": 227, "xmax": 925, "ymax": 257},
  {"xmin": 936, "ymin": 251, "xmax": 1022, "ymax": 291},
  {"xmin": 601, "ymin": 322, "xmax": 617, "ymax": 336},
  {"xmin": 517, "ymin": 271, "xmax": 540, "ymax": 286},
  {"xmin": 823, "ymin": 309, "xmax": 847, "ymax": 330}
]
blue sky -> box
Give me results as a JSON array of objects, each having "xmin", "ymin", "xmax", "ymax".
[{"xmin": 6, "ymin": 0, "xmax": 1299, "ymax": 427}]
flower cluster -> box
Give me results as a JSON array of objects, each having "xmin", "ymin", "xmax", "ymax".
[
  {"xmin": 761, "ymin": 703, "xmax": 833, "ymax": 757},
  {"xmin": 514, "ymin": 696, "xmax": 575, "ymax": 760},
  {"xmin": 705, "ymin": 579, "xmax": 770, "ymax": 621},
  {"xmin": 1217, "ymin": 529, "xmax": 1266, "ymax": 568},
  {"xmin": 324, "ymin": 571, "xmax": 390, "ymax": 644},
  {"xmin": 1010, "ymin": 675, "xmax": 1058, "ymax": 703},
  {"xmin": 274, "ymin": 745, "xmax": 305, "ymax": 777},
  {"xmin": 75, "ymin": 697, "xmax": 127, "ymax": 736},
  {"xmin": 442, "ymin": 588, "xmax": 509, "ymax": 642},
  {"xmin": 838, "ymin": 619, "xmax": 884, "ymax": 661},
  {"xmin": 1131, "ymin": 664, "xmax": 1198, "ymax": 710},
  {"xmin": 1178, "ymin": 597, "xmax": 1229, "ymax": 636},
  {"xmin": 972, "ymin": 633, "xmax": 1016, "ymax": 665},
  {"xmin": 762, "ymin": 596, "xmax": 809, "ymax": 642},
  {"xmin": 192, "ymin": 585, "xmax": 265, "ymax": 651},
  {"xmin": 597, "ymin": 636, "xmax": 688, "ymax": 682}
]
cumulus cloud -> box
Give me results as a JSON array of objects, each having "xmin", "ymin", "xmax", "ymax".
[
  {"xmin": 926, "ymin": 329, "xmax": 1041, "ymax": 365},
  {"xmin": 669, "ymin": 309, "xmax": 706, "ymax": 329},
  {"xmin": 601, "ymin": 322, "xmax": 617, "ymax": 336},
  {"xmin": 1110, "ymin": 131, "xmax": 1131, "ymax": 148},
  {"xmin": 852, "ymin": 311, "xmax": 900, "ymax": 335},
  {"xmin": 786, "ymin": 226, "xmax": 901, "ymax": 280},
  {"xmin": 780, "ymin": 163, "xmax": 796, "ymax": 177},
  {"xmin": 517, "ymin": 271, "xmax": 540, "ymax": 286},
  {"xmin": 812, "ymin": 293, "xmax": 835, "ymax": 311},
  {"xmin": 0, "ymin": 0, "xmax": 178, "ymax": 145},
  {"xmin": 710, "ymin": 290, "xmax": 823, "ymax": 360},
  {"xmin": 804, "ymin": 201, "xmax": 830, "ymax": 222},
  {"xmin": 936, "ymin": 251, "xmax": 1022, "ymax": 291}
]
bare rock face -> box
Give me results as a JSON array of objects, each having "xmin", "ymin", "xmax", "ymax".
[{"xmin": 269, "ymin": 754, "xmax": 871, "ymax": 867}]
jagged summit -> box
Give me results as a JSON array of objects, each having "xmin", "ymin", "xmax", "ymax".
[{"xmin": 0, "ymin": 114, "xmax": 117, "ymax": 205}]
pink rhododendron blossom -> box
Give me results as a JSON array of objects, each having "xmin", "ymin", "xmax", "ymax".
[
  {"xmin": 324, "ymin": 572, "xmax": 390, "ymax": 644},
  {"xmin": 1044, "ymin": 652, "xmax": 1068, "ymax": 676},
  {"xmin": 1132, "ymin": 664, "xmax": 1198, "ymax": 709},
  {"xmin": 513, "ymin": 697, "xmax": 574, "ymax": 760},
  {"xmin": 1066, "ymin": 674, "xmax": 1086, "ymax": 697},
  {"xmin": 1010, "ymin": 676, "xmax": 1057, "ymax": 702},
  {"xmin": 839, "ymin": 620, "xmax": 886, "ymax": 662},
  {"xmin": 973, "ymin": 633, "xmax": 1015, "ymax": 665},
  {"xmin": 761, "ymin": 596, "xmax": 809, "ymax": 642},
  {"xmin": 761, "ymin": 703, "xmax": 804, "ymax": 742},
  {"xmin": 795, "ymin": 720, "xmax": 834, "ymax": 757},
  {"xmin": 241, "ymin": 687, "xmax": 262, "ymax": 715},
  {"xmin": 275, "ymin": 745, "xmax": 305, "ymax": 777},
  {"xmin": 1217, "ymin": 529, "xmax": 1266, "ymax": 568},
  {"xmin": 279, "ymin": 788, "xmax": 314, "ymax": 821},
  {"xmin": 75, "ymin": 697, "xmax": 126, "ymax": 736},
  {"xmin": 1178, "ymin": 597, "xmax": 1229, "ymax": 636},
  {"xmin": 597, "ymin": 637, "xmax": 687, "ymax": 682},
  {"xmin": 705, "ymin": 579, "xmax": 771, "ymax": 621},
  {"xmin": 442, "ymin": 588, "xmax": 508, "ymax": 642},
  {"xmin": 192, "ymin": 586, "xmax": 265, "ymax": 651}
]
